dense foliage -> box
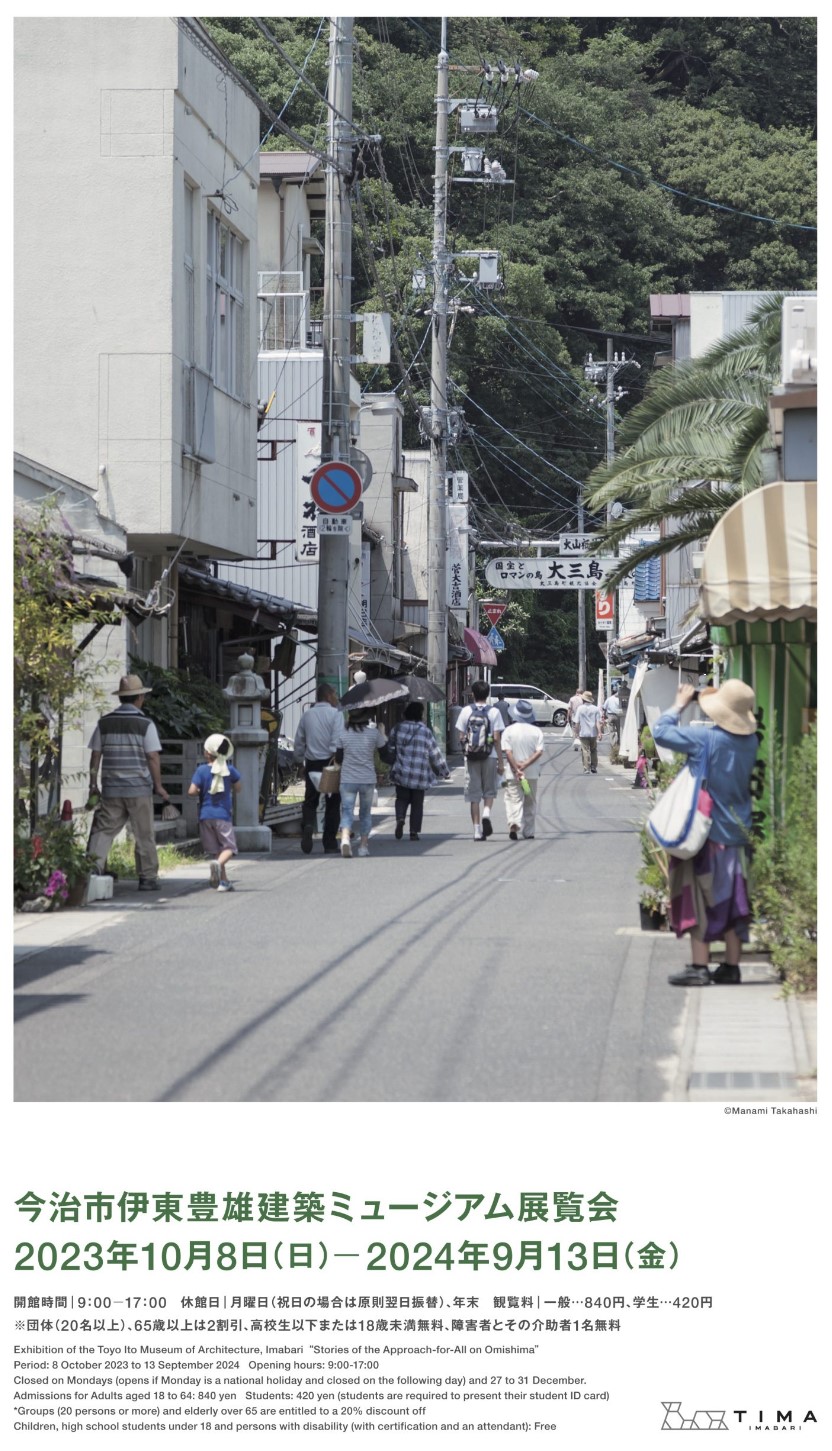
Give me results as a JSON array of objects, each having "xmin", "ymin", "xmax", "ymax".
[
  {"xmin": 128, "ymin": 657, "xmax": 228, "ymax": 741},
  {"xmin": 203, "ymin": 15, "xmax": 816, "ymax": 683},
  {"xmin": 14, "ymin": 503, "xmax": 111, "ymax": 817},
  {"xmin": 751, "ymin": 726, "xmax": 817, "ymax": 994}
]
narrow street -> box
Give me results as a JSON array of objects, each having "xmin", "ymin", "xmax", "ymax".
[{"xmin": 14, "ymin": 736, "xmax": 806, "ymax": 1104}]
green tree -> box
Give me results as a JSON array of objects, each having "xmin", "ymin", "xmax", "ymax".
[
  {"xmin": 584, "ymin": 294, "xmax": 783, "ymax": 587},
  {"xmin": 14, "ymin": 503, "xmax": 113, "ymax": 821}
]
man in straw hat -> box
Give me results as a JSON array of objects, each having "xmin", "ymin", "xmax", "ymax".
[{"xmin": 86, "ymin": 674, "xmax": 170, "ymax": 890}]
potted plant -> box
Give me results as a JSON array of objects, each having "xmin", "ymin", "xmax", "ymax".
[
  {"xmin": 14, "ymin": 816, "xmax": 98, "ymax": 911},
  {"xmin": 637, "ymin": 833, "xmax": 670, "ymax": 929}
]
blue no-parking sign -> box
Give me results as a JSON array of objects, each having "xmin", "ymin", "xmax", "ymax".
[{"xmin": 309, "ymin": 461, "xmax": 363, "ymax": 514}]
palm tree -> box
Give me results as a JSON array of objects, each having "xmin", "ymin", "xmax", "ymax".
[{"xmin": 585, "ymin": 294, "xmax": 783, "ymax": 589}]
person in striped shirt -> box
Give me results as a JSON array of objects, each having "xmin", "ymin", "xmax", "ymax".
[{"xmin": 87, "ymin": 674, "xmax": 170, "ymax": 890}]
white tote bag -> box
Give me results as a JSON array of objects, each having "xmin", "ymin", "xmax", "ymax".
[{"xmin": 646, "ymin": 730, "xmax": 714, "ymax": 859}]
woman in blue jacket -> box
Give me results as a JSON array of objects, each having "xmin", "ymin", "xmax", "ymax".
[{"xmin": 652, "ymin": 679, "xmax": 758, "ymax": 987}]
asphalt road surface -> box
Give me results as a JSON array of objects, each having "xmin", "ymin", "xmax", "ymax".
[{"xmin": 15, "ymin": 735, "xmax": 691, "ymax": 1102}]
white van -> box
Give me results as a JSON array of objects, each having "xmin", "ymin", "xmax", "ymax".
[{"xmin": 490, "ymin": 684, "xmax": 569, "ymax": 727}]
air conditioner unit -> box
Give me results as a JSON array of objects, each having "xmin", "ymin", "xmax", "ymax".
[{"xmin": 781, "ymin": 297, "xmax": 817, "ymax": 386}]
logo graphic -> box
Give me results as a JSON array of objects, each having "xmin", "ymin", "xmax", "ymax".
[{"xmin": 661, "ymin": 1402, "xmax": 728, "ymax": 1430}]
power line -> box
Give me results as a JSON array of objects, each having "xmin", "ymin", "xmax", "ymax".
[{"xmin": 520, "ymin": 106, "xmax": 817, "ymax": 233}]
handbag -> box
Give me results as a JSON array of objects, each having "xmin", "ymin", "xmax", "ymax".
[
  {"xmin": 378, "ymin": 727, "xmax": 398, "ymax": 768},
  {"xmin": 646, "ymin": 729, "xmax": 713, "ymax": 859},
  {"xmin": 318, "ymin": 759, "xmax": 341, "ymax": 794}
]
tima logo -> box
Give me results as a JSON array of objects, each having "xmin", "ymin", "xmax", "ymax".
[{"xmin": 661, "ymin": 1403, "xmax": 728, "ymax": 1430}]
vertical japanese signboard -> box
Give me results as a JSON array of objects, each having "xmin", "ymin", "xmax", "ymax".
[
  {"xmin": 596, "ymin": 590, "xmax": 615, "ymax": 630},
  {"xmin": 295, "ymin": 421, "xmax": 321, "ymax": 563},
  {"xmin": 360, "ymin": 542, "xmax": 371, "ymax": 631},
  {"xmin": 447, "ymin": 503, "xmax": 468, "ymax": 622}
]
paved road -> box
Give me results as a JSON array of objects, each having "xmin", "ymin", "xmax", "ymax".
[{"xmin": 15, "ymin": 736, "xmax": 692, "ymax": 1102}]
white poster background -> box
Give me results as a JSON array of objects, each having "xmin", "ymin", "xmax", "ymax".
[{"xmin": 5, "ymin": 1103, "xmax": 825, "ymax": 1450}]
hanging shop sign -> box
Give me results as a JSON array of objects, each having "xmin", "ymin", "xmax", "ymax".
[
  {"xmin": 596, "ymin": 591, "xmax": 615, "ymax": 630},
  {"xmin": 485, "ymin": 557, "xmax": 616, "ymax": 589},
  {"xmin": 295, "ymin": 421, "xmax": 321, "ymax": 563}
]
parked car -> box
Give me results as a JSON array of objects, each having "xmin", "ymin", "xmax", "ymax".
[{"xmin": 490, "ymin": 683, "xmax": 569, "ymax": 727}]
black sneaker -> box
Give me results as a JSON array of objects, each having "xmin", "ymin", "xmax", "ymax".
[
  {"xmin": 509, "ymin": 826, "xmax": 518, "ymax": 841},
  {"xmin": 711, "ymin": 962, "xmax": 742, "ymax": 985},
  {"xmin": 481, "ymin": 815, "xmax": 493, "ymax": 839},
  {"xmin": 138, "ymin": 878, "xmax": 161, "ymax": 892},
  {"xmin": 409, "ymin": 832, "xmax": 420, "ymax": 841},
  {"xmin": 395, "ymin": 820, "xmax": 405, "ymax": 840},
  {"xmin": 300, "ymin": 824, "xmax": 313, "ymax": 854},
  {"xmin": 668, "ymin": 964, "xmax": 711, "ymax": 987}
]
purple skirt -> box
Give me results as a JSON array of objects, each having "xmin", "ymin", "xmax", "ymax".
[{"xmin": 668, "ymin": 841, "xmax": 751, "ymax": 942}]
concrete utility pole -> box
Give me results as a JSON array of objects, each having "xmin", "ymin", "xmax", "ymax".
[
  {"xmin": 426, "ymin": 17, "xmax": 450, "ymax": 742},
  {"xmin": 584, "ymin": 339, "xmax": 640, "ymax": 694},
  {"xmin": 317, "ymin": 17, "xmax": 354, "ymax": 696},
  {"xmin": 577, "ymin": 482, "xmax": 586, "ymax": 692},
  {"xmin": 604, "ymin": 337, "xmax": 617, "ymax": 697}
]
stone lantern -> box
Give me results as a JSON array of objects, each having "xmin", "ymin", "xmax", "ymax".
[{"xmin": 223, "ymin": 652, "xmax": 272, "ymax": 852}]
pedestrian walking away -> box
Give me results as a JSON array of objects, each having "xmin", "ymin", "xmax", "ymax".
[
  {"xmin": 575, "ymin": 690, "xmax": 603, "ymax": 773},
  {"xmin": 456, "ymin": 679, "xmax": 505, "ymax": 840},
  {"xmin": 602, "ymin": 687, "xmax": 623, "ymax": 748},
  {"xmin": 293, "ymin": 684, "xmax": 345, "ymax": 854},
  {"xmin": 491, "ymin": 688, "xmax": 512, "ymax": 729},
  {"xmin": 86, "ymin": 674, "xmax": 170, "ymax": 890},
  {"xmin": 188, "ymin": 733, "xmax": 242, "ymax": 891},
  {"xmin": 501, "ymin": 698, "xmax": 544, "ymax": 841},
  {"xmin": 567, "ymin": 685, "xmax": 584, "ymax": 751},
  {"xmin": 337, "ymin": 708, "xmax": 387, "ymax": 858},
  {"xmin": 652, "ymin": 680, "xmax": 759, "ymax": 988},
  {"xmin": 388, "ymin": 701, "xmax": 450, "ymax": 840}
]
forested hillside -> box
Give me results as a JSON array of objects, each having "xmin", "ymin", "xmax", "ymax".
[{"xmin": 203, "ymin": 16, "xmax": 816, "ymax": 690}]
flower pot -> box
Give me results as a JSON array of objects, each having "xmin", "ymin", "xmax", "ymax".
[
  {"xmin": 639, "ymin": 902, "xmax": 666, "ymax": 931},
  {"xmin": 64, "ymin": 877, "xmax": 90, "ymax": 908}
]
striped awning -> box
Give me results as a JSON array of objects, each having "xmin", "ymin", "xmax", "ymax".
[{"xmin": 699, "ymin": 481, "xmax": 816, "ymax": 625}]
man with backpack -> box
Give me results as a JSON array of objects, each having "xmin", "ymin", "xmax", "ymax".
[{"xmin": 456, "ymin": 679, "xmax": 505, "ymax": 841}]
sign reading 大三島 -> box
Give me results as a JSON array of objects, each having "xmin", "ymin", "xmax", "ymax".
[{"xmin": 485, "ymin": 556, "xmax": 617, "ymax": 589}]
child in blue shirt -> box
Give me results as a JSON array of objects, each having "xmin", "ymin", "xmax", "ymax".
[{"xmin": 188, "ymin": 733, "xmax": 241, "ymax": 891}]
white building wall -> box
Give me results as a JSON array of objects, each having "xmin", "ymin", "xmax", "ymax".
[{"xmin": 15, "ymin": 17, "xmax": 260, "ymax": 562}]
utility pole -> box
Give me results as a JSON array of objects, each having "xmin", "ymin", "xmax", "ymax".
[
  {"xmin": 577, "ymin": 482, "xmax": 586, "ymax": 692},
  {"xmin": 317, "ymin": 17, "xmax": 354, "ymax": 695},
  {"xmin": 605, "ymin": 336, "xmax": 617, "ymax": 695},
  {"xmin": 584, "ymin": 339, "xmax": 640, "ymax": 694},
  {"xmin": 426, "ymin": 17, "xmax": 450, "ymax": 744}
]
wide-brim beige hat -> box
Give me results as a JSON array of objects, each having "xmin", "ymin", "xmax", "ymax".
[
  {"xmin": 113, "ymin": 674, "xmax": 151, "ymax": 696},
  {"xmin": 698, "ymin": 680, "xmax": 757, "ymax": 736},
  {"xmin": 581, "ymin": 690, "xmax": 594, "ymax": 702}
]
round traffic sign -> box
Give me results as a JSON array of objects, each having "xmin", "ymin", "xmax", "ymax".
[{"xmin": 309, "ymin": 461, "xmax": 363, "ymax": 514}]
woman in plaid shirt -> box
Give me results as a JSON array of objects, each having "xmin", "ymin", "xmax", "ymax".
[{"xmin": 389, "ymin": 702, "xmax": 450, "ymax": 841}]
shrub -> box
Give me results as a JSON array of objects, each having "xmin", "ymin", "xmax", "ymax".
[
  {"xmin": 129, "ymin": 656, "xmax": 227, "ymax": 740},
  {"xmin": 14, "ymin": 817, "xmax": 98, "ymax": 907},
  {"xmin": 751, "ymin": 727, "xmax": 817, "ymax": 994}
]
